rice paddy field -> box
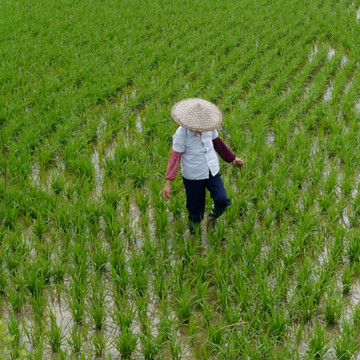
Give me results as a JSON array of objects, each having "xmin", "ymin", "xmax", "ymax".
[{"xmin": 2, "ymin": 0, "xmax": 360, "ymax": 358}]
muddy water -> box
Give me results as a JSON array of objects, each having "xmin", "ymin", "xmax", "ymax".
[
  {"xmin": 308, "ymin": 44, "xmax": 318, "ymax": 62},
  {"xmin": 30, "ymin": 161, "xmax": 40, "ymax": 187},
  {"xmin": 323, "ymin": 81, "xmax": 334, "ymax": 102},
  {"xmin": 327, "ymin": 47, "xmax": 335, "ymax": 61}
]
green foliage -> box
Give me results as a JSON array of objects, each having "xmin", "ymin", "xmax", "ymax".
[{"xmin": 1, "ymin": 0, "xmax": 360, "ymax": 356}]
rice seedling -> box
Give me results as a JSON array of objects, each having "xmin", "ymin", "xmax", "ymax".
[
  {"xmin": 334, "ymin": 320, "xmax": 359, "ymax": 360},
  {"xmin": 46, "ymin": 311, "xmax": 64, "ymax": 353},
  {"xmin": 175, "ymin": 281, "xmax": 194, "ymax": 325},
  {"xmin": 0, "ymin": 319, "xmax": 12, "ymax": 360},
  {"xmin": 130, "ymin": 251, "xmax": 149, "ymax": 297},
  {"xmin": 67, "ymin": 325, "xmax": 83, "ymax": 355},
  {"xmin": 324, "ymin": 286, "xmax": 343, "ymax": 325},
  {"xmin": 2, "ymin": 0, "xmax": 360, "ymax": 355},
  {"xmin": 114, "ymin": 328, "xmax": 137, "ymax": 360},
  {"xmin": 341, "ymin": 262, "xmax": 353, "ymax": 294},
  {"xmin": 140, "ymin": 332, "xmax": 161, "ymax": 360},
  {"xmin": 89, "ymin": 275, "xmax": 106, "ymax": 331},
  {"xmin": 90, "ymin": 328, "xmax": 106, "ymax": 358},
  {"xmin": 306, "ymin": 324, "xmax": 329, "ymax": 359}
]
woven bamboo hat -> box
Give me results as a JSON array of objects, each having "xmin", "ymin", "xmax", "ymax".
[{"xmin": 171, "ymin": 98, "xmax": 222, "ymax": 132}]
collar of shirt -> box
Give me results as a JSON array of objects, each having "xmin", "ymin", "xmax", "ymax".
[{"xmin": 186, "ymin": 129, "xmax": 210, "ymax": 138}]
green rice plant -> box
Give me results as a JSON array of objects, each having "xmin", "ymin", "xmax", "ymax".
[
  {"xmin": 152, "ymin": 260, "xmax": 168, "ymax": 301},
  {"xmin": 168, "ymin": 334, "xmax": 183, "ymax": 360},
  {"xmin": 47, "ymin": 311, "xmax": 63, "ymax": 353},
  {"xmin": 33, "ymin": 216, "xmax": 48, "ymax": 240},
  {"xmin": 90, "ymin": 328, "xmax": 106, "ymax": 358},
  {"xmin": 341, "ymin": 262, "xmax": 352, "ymax": 294},
  {"xmin": 114, "ymin": 328, "xmax": 137, "ymax": 360},
  {"xmin": 7, "ymin": 284, "xmax": 25, "ymax": 314},
  {"xmin": 207, "ymin": 321, "xmax": 225, "ymax": 353},
  {"xmin": 306, "ymin": 324, "xmax": 329, "ymax": 359},
  {"xmin": 176, "ymin": 281, "xmax": 194, "ymax": 325},
  {"xmin": 131, "ymin": 251, "xmax": 149, "ymax": 297},
  {"xmin": 24, "ymin": 323, "xmax": 46, "ymax": 359},
  {"xmin": 29, "ymin": 291, "xmax": 48, "ymax": 325},
  {"xmin": 7, "ymin": 314, "xmax": 21, "ymax": 346},
  {"xmin": 157, "ymin": 301, "xmax": 173, "ymax": 344},
  {"xmin": 0, "ymin": 319, "xmax": 12, "ymax": 360},
  {"xmin": 340, "ymin": 168, "xmax": 354, "ymax": 199},
  {"xmin": 347, "ymin": 231, "xmax": 360, "ymax": 264},
  {"xmin": 136, "ymin": 296, "xmax": 150, "ymax": 335},
  {"xmin": 133, "ymin": 188, "xmax": 150, "ymax": 215},
  {"xmin": 154, "ymin": 209, "xmax": 168, "ymax": 239},
  {"xmin": 193, "ymin": 343, "xmax": 212, "ymax": 360},
  {"xmin": 297, "ymin": 294, "xmax": 318, "ymax": 324},
  {"xmin": 352, "ymin": 192, "xmax": 360, "ymax": 218},
  {"xmin": 90, "ymin": 276, "xmax": 106, "ymax": 331},
  {"xmin": 67, "ymin": 325, "xmax": 83, "ymax": 355},
  {"xmin": 90, "ymin": 241, "xmax": 108, "ymax": 274},
  {"xmin": 329, "ymin": 227, "xmax": 345, "ymax": 265},
  {"xmin": 324, "ymin": 287, "xmax": 342, "ymax": 325},
  {"xmin": 140, "ymin": 332, "xmax": 160, "ymax": 360},
  {"xmin": 266, "ymin": 307, "xmax": 288, "ymax": 341},
  {"xmin": 52, "ymin": 256, "xmax": 66, "ymax": 286},
  {"xmin": 352, "ymin": 302, "xmax": 360, "ymax": 326},
  {"xmin": 334, "ymin": 320, "xmax": 359, "ymax": 360},
  {"xmin": 68, "ymin": 266, "xmax": 87, "ymax": 325},
  {"xmin": 177, "ymin": 235, "xmax": 202, "ymax": 267},
  {"xmin": 113, "ymin": 300, "xmax": 134, "ymax": 331},
  {"xmin": 110, "ymin": 248, "xmax": 129, "ymax": 298}
]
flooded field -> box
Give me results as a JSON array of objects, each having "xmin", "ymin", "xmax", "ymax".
[{"xmin": 1, "ymin": 0, "xmax": 360, "ymax": 358}]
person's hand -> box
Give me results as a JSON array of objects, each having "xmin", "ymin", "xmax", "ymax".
[
  {"xmin": 232, "ymin": 157, "xmax": 244, "ymax": 169},
  {"xmin": 162, "ymin": 180, "xmax": 171, "ymax": 200}
]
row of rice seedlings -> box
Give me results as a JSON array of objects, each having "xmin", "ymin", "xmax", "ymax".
[{"xmin": 2, "ymin": 0, "xmax": 360, "ymax": 356}]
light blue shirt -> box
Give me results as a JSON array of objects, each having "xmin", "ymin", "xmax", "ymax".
[{"xmin": 172, "ymin": 126, "xmax": 219, "ymax": 180}]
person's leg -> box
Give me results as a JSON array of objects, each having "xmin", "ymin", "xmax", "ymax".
[
  {"xmin": 183, "ymin": 177, "xmax": 206, "ymax": 235},
  {"xmin": 206, "ymin": 173, "xmax": 230, "ymax": 227}
]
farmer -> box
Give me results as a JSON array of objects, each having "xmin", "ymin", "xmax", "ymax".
[{"xmin": 162, "ymin": 98, "xmax": 244, "ymax": 235}]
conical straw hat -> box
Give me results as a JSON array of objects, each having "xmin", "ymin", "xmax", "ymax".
[{"xmin": 171, "ymin": 98, "xmax": 222, "ymax": 132}]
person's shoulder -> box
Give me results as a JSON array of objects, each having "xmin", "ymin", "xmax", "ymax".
[
  {"xmin": 211, "ymin": 129, "xmax": 219, "ymax": 139},
  {"xmin": 174, "ymin": 126, "xmax": 187, "ymax": 136}
]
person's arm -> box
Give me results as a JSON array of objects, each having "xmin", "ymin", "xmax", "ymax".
[
  {"xmin": 163, "ymin": 150, "xmax": 182, "ymax": 200},
  {"xmin": 213, "ymin": 137, "xmax": 236, "ymax": 162},
  {"xmin": 213, "ymin": 137, "xmax": 244, "ymax": 168}
]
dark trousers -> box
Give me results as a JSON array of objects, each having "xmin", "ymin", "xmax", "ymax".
[{"xmin": 182, "ymin": 172, "xmax": 230, "ymax": 223}]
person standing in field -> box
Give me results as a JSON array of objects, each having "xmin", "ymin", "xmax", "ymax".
[{"xmin": 162, "ymin": 98, "xmax": 244, "ymax": 235}]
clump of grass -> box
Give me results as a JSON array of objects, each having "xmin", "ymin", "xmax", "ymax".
[
  {"xmin": 341, "ymin": 262, "xmax": 353, "ymax": 294},
  {"xmin": 91, "ymin": 241, "xmax": 108, "ymax": 274},
  {"xmin": 347, "ymin": 231, "xmax": 360, "ymax": 264},
  {"xmin": 176, "ymin": 281, "xmax": 194, "ymax": 325},
  {"xmin": 89, "ymin": 275, "xmax": 106, "ymax": 331},
  {"xmin": 324, "ymin": 287, "xmax": 342, "ymax": 325},
  {"xmin": 46, "ymin": 311, "xmax": 63, "ymax": 353},
  {"xmin": 306, "ymin": 324, "xmax": 329, "ymax": 359},
  {"xmin": 334, "ymin": 320, "xmax": 359, "ymax": 360},
  {"xmin": 114, "ymin": 328, "xmax": 137, "ymax": 360},
  {"xmin": 67, "ymin": 325, "xmax": 83, "ymax": 355},
  {"xmin": 131, "ymin": 252, "xmax": 149, "ymax": 297},
  {"xmin": 7, "ymin": 284, "xmax": 25, "ymax": 314},
  {"xmin": 140, "ymin": 332, "xmax": 160, "ymax": 360},
  {"xmin": 68, "ymin": 264, "xmax": 88, "ymax": 325},
  {"xmin": 0, "ymin": 319, "xmax": 12, "ymax": 360},
  {"xmin": 90, "ymin": 328, "xmax": 106, "ymax": 358}
]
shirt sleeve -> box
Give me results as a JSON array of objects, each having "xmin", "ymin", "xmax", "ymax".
[
  {"xmin": 213, "ymin": 137, "xmax": 236, "ymax": 163},
  {"xmin": 165, "ymin": 150, "xmax": 183, "ymax": 180},
  {"xmin": 172, "ymin": 126, "xmax": 186, "ymax": 153},
  {"xmin": 212, "ymin": 129, "xmax": 219, "ymax": 140}
]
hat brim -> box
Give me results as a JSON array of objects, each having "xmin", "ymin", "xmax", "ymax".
[{"xmin": 171, "ymin": 98, "xmax": 222, "ymax": 132}]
